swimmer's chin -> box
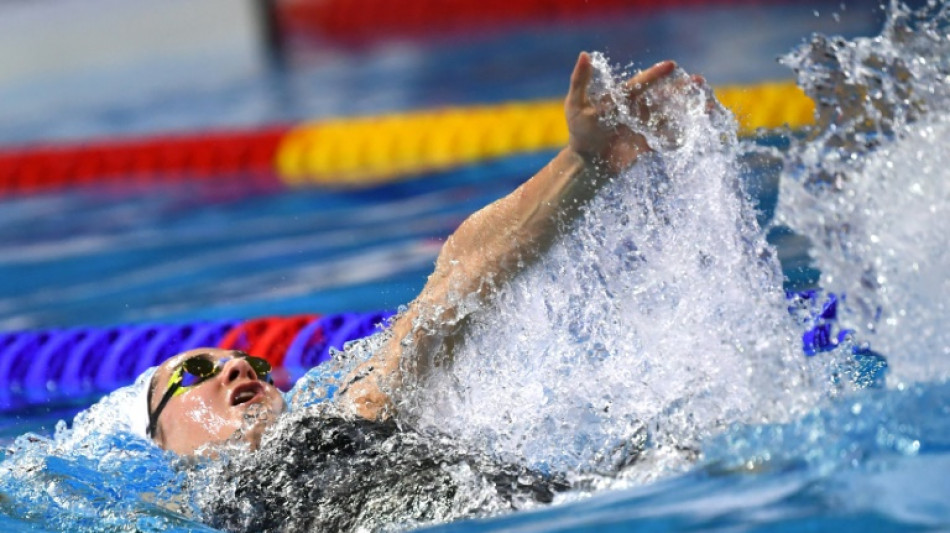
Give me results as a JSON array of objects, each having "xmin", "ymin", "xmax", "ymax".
[
  {"xmin": 186, "ymin": 406, "xmax": 284, "ymax": 457},
  {"xmin": 236, "ymin": 403, "xmax": 284, "ymax": 451}
]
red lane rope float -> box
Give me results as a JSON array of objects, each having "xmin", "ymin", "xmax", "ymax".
[
  {"xmin": 278, "ymin": 0, "xmax": 791, "ymax": 43},
  {"xmin": 0, "ymin": 127, "xmax": 289, "ymax": 196}
]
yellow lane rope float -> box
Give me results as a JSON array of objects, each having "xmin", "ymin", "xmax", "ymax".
[{"xmin": 276, "ymin": 80, "xmax": 814, "ymax": 186}]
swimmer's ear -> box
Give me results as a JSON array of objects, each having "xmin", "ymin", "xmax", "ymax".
[{"xmin": 568, "ymin": 51, "xmax": 594, "ymax": 110}]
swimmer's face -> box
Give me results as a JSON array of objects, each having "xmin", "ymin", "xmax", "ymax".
[{"xmin": 147, "ymin": 348, "xmax": 286, "ymax": 455}]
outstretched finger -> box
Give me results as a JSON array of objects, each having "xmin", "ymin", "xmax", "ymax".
[
  {"xmin": 624, "ymin": 60, "xmax": 676, "ymax": 94},
  {"xmin": 567, "ymin": 51, "xmax": 594, "ymax": 110}
]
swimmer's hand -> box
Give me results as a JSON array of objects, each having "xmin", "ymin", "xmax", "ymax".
[{"xmin": 566, "ymin": 52, "xmax": 679, "ymax": 173}]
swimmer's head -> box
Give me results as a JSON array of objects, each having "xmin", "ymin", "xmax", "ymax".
[{"xmin": 146, "ymin": 348, "xmax": 286, "ymax": 455}]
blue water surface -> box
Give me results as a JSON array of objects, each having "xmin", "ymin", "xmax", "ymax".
[{"xmin": 3, "ymin": 1, "xmax": 946, "ymax": 532}]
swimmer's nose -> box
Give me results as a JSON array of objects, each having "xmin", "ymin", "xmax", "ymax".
[{"xmin": 220, "ymin": 356, "xmax": 260, "ymax": 384}]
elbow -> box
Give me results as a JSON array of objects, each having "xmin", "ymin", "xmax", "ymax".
[{"xmin": 352, "ymin": 392, "xmax": 393, "ymax": 421}]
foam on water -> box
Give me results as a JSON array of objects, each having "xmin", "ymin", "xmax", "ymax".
[
  {"xmin": 774, "ymin": 0, "xmax": 950, "ymax": 385},
  {"xmin": 0, "ymin": 374, "xmax": 205, "ymax": 531}
]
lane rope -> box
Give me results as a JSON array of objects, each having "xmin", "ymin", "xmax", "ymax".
[
  {"xmin": 0, "ymin": 81, "xmax": 814, "ymax": 194},
  {"xmin": 1, "ymin": 290, "xmax": 883, "ymax": 410}
]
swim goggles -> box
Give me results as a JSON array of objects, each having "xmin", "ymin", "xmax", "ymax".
[{"xmin": 146, "ymin": 351, "xmax": 272, "ymax": 438}]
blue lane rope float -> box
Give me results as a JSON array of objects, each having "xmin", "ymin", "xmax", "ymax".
[
  {"xmin": 0, "ymin": 331, "xmax": 44, "ymax": 404},
  {"xmin": 60, "ymin": 327, "xmax": 126, "ymax": 397},
  {"xmin": 795, "ymin": 291, "xmax": 840, "ymax": 357},
  {"xmin": 788, "ymin": 290, "xmax": 888, "ymax": 387},
  {"xmin": 94, "ymin": 325, "xmax": 164, "ymax": 391},
  {"xmin": 24, "ymin": 328, "xmax": 89, "ymax": 403},
  {"xmin": 284, "ymin": 313, "xmax": 352, "ymax": 369}
]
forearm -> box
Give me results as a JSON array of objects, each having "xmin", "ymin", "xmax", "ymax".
[
  {"xmin": 339, "ymin": 147, "xmax": 609, "ymax": 420},
  {"xmin": 434, "ymin": 148, "xmax": 601, "ymax": 296},
  {"xmin": 504, "ymin": 147, "xmax": 608, "ymax": 257}
]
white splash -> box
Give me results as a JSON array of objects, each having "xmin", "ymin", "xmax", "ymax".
[
  {"xmin": 395, "ymin": 58, "xmax": 818, "ymax": 480},
  {"xmin": 775, "ymin": 1, "xmax": 950, "ymax": 385}
]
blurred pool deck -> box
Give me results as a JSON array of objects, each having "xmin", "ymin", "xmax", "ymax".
[{"xmin": 0, "ymin": 0, "xmax": 886, "ymax": 145}]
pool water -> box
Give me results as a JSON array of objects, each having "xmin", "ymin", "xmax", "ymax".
[{"xmin": 3, "ymin": 1, "xmax": 949, "ymax": 532}]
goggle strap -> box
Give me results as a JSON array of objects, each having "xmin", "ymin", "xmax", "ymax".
[{"xmin": 147, "ymin": 376, "xmax": 181, "ymax": 438}]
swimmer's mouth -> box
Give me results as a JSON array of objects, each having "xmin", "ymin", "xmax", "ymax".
[{"xmin": 230, "ymin": 383, "xmax": 264, "ymax": 407}]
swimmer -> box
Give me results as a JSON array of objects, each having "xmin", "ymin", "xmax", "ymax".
[{"xmin": 145, "ymin": 52, "xmax": 695, "ymax": 456}]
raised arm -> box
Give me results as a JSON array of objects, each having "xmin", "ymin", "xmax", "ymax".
[{"xmin": 339, "ymin": 52, "xmax": 677, "ymax": 420}]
